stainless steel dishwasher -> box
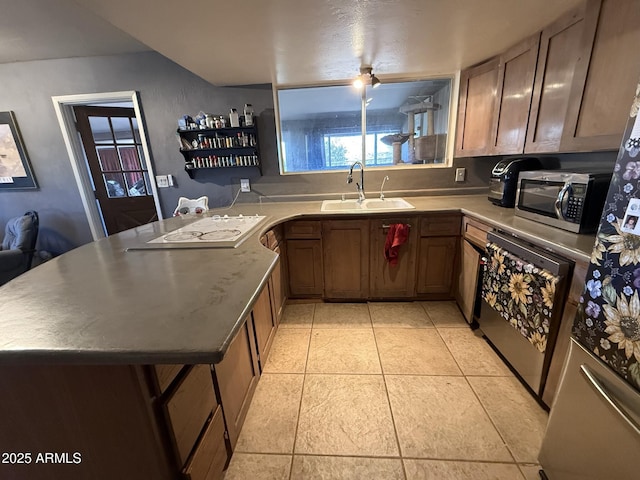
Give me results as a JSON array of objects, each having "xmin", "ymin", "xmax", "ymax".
[{"xmin": 479, "ymin": 231, "xmax": 571, "ymax": 400}]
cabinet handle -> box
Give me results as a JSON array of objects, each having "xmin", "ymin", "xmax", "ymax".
[
  {"xmin": 382, "ymin": 224, "xmax": 411, "ymax": 229},
  {"xmin": 580, "ymin": 364, "xmax": 640, "ymax": 438}
]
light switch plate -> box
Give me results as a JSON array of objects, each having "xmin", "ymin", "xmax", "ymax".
[
  {"xmin": 455, "ymin": 168, "xmax": 466, "ymax": 182},
  {"xmin": 240, "ymin": 179, "xmax": 251, "ymax": 192},
  {"xmin": 156, "ymin": 175, "xmax": 169, "ymax": 188}
]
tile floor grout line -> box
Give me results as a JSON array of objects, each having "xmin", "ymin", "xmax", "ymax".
[
  {"xmin": 428, "ymin": 304, "xmax": 519, "ymax": 465},
  {"xmin": 370, "ymin": 308, "xmax": 409, "ymax": 480},
  {"xmin": 463, "ymin": 370, "xmax": 519, "ymax": 464},
  {"xmin": 429, "ymin": 313, "xmax": 520, "ymax": 464},
  {"xmin": 287, "ymin": 302, "xmax": 316, "ymax": 480},
  {"xmin": 229, "ymin": 301, "xmax": 541, "ymax": 477}
]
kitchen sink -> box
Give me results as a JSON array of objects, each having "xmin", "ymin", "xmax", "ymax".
[{"xmin": 321, "ymin": 197, "xmax": 415, "ymax": 212}]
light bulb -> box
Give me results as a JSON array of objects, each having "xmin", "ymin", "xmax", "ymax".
[{"xmin": 353, "ymin": 76, "xmax": 364, "ymax": 89}]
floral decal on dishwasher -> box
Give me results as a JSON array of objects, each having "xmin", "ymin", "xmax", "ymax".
[
  {"xmin": 482, "ymin": 243, "xmax": 560, "ymax": 353},
  {"xmin": 574, "ymin": 80, "xmax": 640, "ymax": 391}
]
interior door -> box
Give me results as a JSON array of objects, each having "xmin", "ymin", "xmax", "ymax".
[{"xmin": 74, "ymin": 105, "xmax": 157, "ymax": 235}]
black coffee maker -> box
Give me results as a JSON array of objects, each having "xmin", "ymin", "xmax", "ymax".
[{"xmin": 488, "ymin": 157, "xmax": 543, "ymax": 207}]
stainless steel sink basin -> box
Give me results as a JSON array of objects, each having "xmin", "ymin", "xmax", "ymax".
[{"xmin": 321, "ymin": 197, "xmax": 415, "ymax": 212}]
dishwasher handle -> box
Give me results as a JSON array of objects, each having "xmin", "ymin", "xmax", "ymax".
[{"xmin": 487, "ymin": 231, "xmax": 571, "ymax": 277}]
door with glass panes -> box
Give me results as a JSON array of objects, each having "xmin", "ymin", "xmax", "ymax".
[{"xmin": 74, "ymin": 105, "xmax": 157, "ymax": 235}]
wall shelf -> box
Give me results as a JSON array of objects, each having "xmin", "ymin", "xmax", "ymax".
[{"xmin": 177, "ymin": 119, "xmax": 261, "ymax": 178}]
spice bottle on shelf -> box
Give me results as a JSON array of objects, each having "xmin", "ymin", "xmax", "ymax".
[
  {"xmin": 243, "ymin": 104, "xmax": 254, "ymax": 126},
  {"xmin": 229, "ymin": 108, "xmax": 240, "ymax": 128}
]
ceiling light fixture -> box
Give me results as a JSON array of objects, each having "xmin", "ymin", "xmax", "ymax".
[{"xmin": 353, "ymin": 66, "xmax": 382, "ymax": 89}]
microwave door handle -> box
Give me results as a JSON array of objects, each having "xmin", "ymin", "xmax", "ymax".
[{"xmin": 555, "ymin": 183, "xmax": 571, "ymax": 220}]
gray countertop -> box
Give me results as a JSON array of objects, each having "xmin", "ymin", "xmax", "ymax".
[{"xmin": 0, "ymin": 195, "xmax": 596, "ymax": 365}]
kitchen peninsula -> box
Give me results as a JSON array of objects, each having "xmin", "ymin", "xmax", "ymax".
[{"xmin": 0, "ymin": 195, "xmax": 595, "ymax": 480}]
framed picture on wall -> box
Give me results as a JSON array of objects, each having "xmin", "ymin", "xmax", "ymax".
[{"xmin": 0, "ymin": 111, "xmax": 38, "ymax": 190}]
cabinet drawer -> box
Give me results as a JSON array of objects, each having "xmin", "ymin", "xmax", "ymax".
[
  {"xmin": 183, "ymin": 406, "xmax": 228, "ymax": 480},
  {"xmin": 166, "ymin": 365, "xmax": 216, "ymax": 466},
  {"xmin": 420, "ymin": 214, "xmax": 461, "ymax": 237},
  {"xmin": 285, "ymin": 221, "xmax": 321, "ymax": 239},
  {"xmin": 153, "ymin": 364, "xmax": 184, "ymax": 394},
  {"xmin": 462, "ymin": 216, "xmax": 492, "ymax": 248}
]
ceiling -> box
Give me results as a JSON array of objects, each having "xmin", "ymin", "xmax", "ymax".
[{"xmin": 2, "ymin": 0, "xmax": 582, "ymax": 87}]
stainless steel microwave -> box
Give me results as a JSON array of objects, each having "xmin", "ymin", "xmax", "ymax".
[{"xmin": 515, "ymin": 171, "xmax": 611, "ymax": 233}]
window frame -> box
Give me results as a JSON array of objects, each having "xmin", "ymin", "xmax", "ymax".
[{"xmin": 274, "ymin": 74, "xmax": 458, "ymax": 175}]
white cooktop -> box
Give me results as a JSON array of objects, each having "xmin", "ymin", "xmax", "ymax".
[{"xmin": 135, "ymin": 214, "xmax": 267, "ymax": 249}]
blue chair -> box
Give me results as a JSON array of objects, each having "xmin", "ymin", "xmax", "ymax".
[{"xmin": 0, "ymin": 211, "xmax": 39, "ymax": 286}]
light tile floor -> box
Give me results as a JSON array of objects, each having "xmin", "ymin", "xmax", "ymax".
[{"xmin": 225, "ymin": 301, "xmax": 547, "ymax": 480}]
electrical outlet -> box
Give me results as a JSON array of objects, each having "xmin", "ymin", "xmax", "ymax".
[
  {"xmin": 156, "ymin": 175, "xmax": 169, "ymax": 188},
  {"xmin": 455, "ymin": 168, "xmax": 466, "ymax": 182},
  {"xmin": 240, "ymin": 179, "xmax": 251, "ymax": 192}
]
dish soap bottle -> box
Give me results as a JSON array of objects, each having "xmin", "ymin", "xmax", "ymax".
[{"xmin": 243, "ymin": 104, "xmax": 254, "ymax": 126}]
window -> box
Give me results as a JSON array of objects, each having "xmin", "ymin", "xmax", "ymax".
[{"xmin": 277, "ymin": 77, "xmax": 452, "ymax": 174}]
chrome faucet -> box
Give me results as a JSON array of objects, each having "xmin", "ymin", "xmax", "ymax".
[
  {"xmin": 380, "ymin": 175, "xmax": 389, "ymax": 200},
  {"xmin": 347, "ymin": 161, "xmax": 365, "ymax": 202}
]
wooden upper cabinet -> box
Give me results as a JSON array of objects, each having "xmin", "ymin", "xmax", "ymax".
[
  {"xmin": 455, "ymin": 58, "xmax": 500, "ymax": 157},
  {"xmin": 525, "ymin": 4, "xmax": 587, "ymax": 153},
  {"xmin": 490, "ymin": 33, "xmax": 540, "ymax": 155},
  {"xmin": 561, "ymin": 0, "xmax": 640, "ymax": 151}
]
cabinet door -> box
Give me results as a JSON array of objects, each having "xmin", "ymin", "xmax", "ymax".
[
  {"xmin": 525, "ymin": 4, "xmax": 587, "ymax": 153},
  {"xmin": 270, "ymin": 249, "xmax": 285, "ymax": 324},
  {"xmin": 286, "ymin": 239, "xmax": 323, "ymax": 297},
  {"xmin": 322, "ymin": 220, "xmax": 370, "ymax": 299},
  {"xmin": 561, "ymin": 0, "xmax": 640, "ymax": 151},
  {"xmin": 416, "ymin": 236, "xmax": 458, "ymax": 296},
  {"xmin": 456, "ymin": 239, "xmax": 481, "ymax": 323},
  {"xmin": 183, "ymin": 406, "xmax": 227, "ymax": 480},
  {"xmin": 455, "ymin": 58, "xmax": 500, "ymax": 157},
  {"xmin": 252, "ymin": 283, "xmax": 276, "ymax": 371},
  {"xmin": 214, "ymin": 317, "xmax": 259, "ymax": 450},
  {"xmin": 490, "ymin": 34, "xmax": 540, "ymax": 155},
  {"xmin": 542, "ymin": 260, "xmax": 589, "ymax": 407},
  {"xmin": 165, "ymin": 365, "xmax": 217, "ymax": 467},
  {"xmin": 369, "ymin": 219, "xmax": 418, "ymax": 298}
]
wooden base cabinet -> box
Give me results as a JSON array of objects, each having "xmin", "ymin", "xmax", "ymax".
[
  {"xmin": 322, "ymin": 219, "xmax": 370, "ymax": 299},
  {"xmin": 456, "ymin": 239, "xmax": 482, "ymax": 322},
  {"xmin": 542, "ymin": 260, "xmax": 589, "ymax": 407},
  {"xmin": 285, "ymin": 221, "xmax": 323, "ymax": 297},
  {"xmin": 213, "ymin": 317, "xmax": 260, "ymax": 450},
  {"xmin": 456, "ymin": 216, "xmax": 492, "ymax": 322},
  {"xmin": 262, "ymin": 226, "xmax": 286, "ymax": 324},
  {"xmin": 183, "ymin": 406, "xmax": 227, "ymax": 480},
  {"xmin": 416, "ymin": 215, "xmax": 461, "ymax": 297},
  {"xmin": 416, "ymin": 236, "xmax": 458, "ymax": 296},
  {"xmin": 369, "ymin": 218, "xmax": 418, "ymax": 298},
  {"xmin": 252, "ymin": 283, "xmax": 276, "ymax": 371}
]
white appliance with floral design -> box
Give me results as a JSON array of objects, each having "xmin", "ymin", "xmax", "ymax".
[{"xmin": 539, "ymin": 82, "xmax": 640, "ymax": 480}]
